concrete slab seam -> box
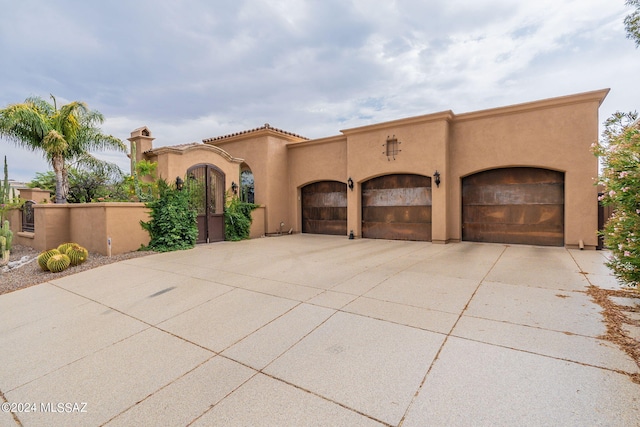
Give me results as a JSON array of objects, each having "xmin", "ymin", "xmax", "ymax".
[{"xmin": 397, "ymin": 244, "xmax": 509, "ymax": 426}]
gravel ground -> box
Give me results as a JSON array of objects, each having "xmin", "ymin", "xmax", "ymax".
[{"xmin": 0, "ymin": 245, "xmax": 155, "ymax": 295}]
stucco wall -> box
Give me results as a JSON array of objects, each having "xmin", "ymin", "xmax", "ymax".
[
  {"xmin": 288, "ymin": 136, "xmax": 347, "ymax": 234},
  {"xmin": 9, "ymin": 203, "xmax": 150, "ymax": 256},
  {"xmin": 449, "ymin": 92, "xmax": 604, "ymax": 248},
  {"xmin": 208, "ymin": 129, "xmax": 303, "ymax": 234}
]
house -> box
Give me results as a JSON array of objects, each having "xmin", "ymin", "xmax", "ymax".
[{"xmin": 129, "ymin": 89, "xmax": 609, "ymax": 249}]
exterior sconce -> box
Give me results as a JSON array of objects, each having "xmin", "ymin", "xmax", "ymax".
[
  {"xmin": 175, "ymin": 176, "xmax": 184, "ymax": 191},
  {"xmin": 347, "ymin": 177, "xmax": 354, "ymax": 191},
  {"xmin": 231, "ymin": 181, "xmax": 238, "ymax": 195},
  {"xmin": 434, "ymin": 171, "xmax": 441, "ymax": 188}
]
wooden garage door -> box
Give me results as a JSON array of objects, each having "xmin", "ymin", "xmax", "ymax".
[
  {"xmin": 362, "ymin": 174, "xmax": 432, "ymax": 241},
  {"xmin": 301, "ymin": 181, "xmax": 347, "ymax": 235},
  {"xmin": 462, "ymin": 168, "xmax": 564, "ymax": 246}
]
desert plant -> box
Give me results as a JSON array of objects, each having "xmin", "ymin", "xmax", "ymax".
[
  {"xmin": 37, "ymin": 248, "xmax": 60, "ymax": 271},
  {"xmin": 57, "ymin": 242, "xmax": 74, "ymax": 254},
  {"xmin": 0, "ymin": 220, "xmax": 12, "ymax": 251},
  {"xmin": 0, "ymin": 236, "xmax": 8, "ymax": 266},
  {"xmin": 66, "ymin": 244, "xmax": 88, "ymax": 266},
  {"xmin": 47, "ymin": 253, "xmax": 71, "ymax": 273}
]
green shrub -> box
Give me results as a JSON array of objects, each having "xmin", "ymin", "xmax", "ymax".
[
  {"xmin": 224, "ymin": 194, "xmax": 258, "ymax": 241},
  {"xmin": 140, "ymin": 179, "xmax": 198, "ymax": 252},
  {"xmin": 593, "ymin": 111, "xmax": 640, "ymax": 289}
]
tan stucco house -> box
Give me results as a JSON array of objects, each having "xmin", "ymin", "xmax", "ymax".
[{"xmin": 130, "ymin": 89, "xmax": 609, "ymax": 249}]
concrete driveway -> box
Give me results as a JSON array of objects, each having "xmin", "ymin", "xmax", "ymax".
[{"xmin": 1, "ymin": 235, "xmax": 638, "ymax": 426}]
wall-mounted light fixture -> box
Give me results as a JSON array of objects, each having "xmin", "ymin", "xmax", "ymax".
[
  {"xmin": 231, "ymin": 181, "xmax": 238, "ymax": 195},
  {"xmin": 347, "ymin": 177, "xmax": 354, "ymax": 191},
  {"xmin": 434, "ymin": 170, "xmax": 441, "ymax": 188},
  {"xmin": 175, "ymin": 176, "xmax": 184, "ymax": 191}
]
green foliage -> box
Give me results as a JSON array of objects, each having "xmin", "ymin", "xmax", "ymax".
[
  {"xmin": 0, "ymin": 95, "xmax": 126, "ymax": 203},
  {"xmin": 0, "ymin": 220, "xmax": 13, "ymax": 251},
  {"xmin": 140, "ymin": 179, "xmax": 198, "ymax": 252},
  {"xmin": 37, "ymin": 249, "xmax": 60, "ymax": 271},
  {"xmin": 47, "ymin": 253, "xmax": 71, "ymax": 273},
  {"xmin": 224, "ymin": 194, "xmax": 258, "ymax": 241},
  {"xmin": 625, "ymin": 0, "xmax": 640, "ymax": 47},
  {"xmin": 593, "ymin": 111, "xmax": 640, "ymax": 289},
  {"xmin": 119, "ymin": 159, "xmax": 158, "ymax": 202}
]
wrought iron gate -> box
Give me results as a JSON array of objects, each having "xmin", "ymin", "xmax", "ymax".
[{"xmin": 186, "ymin": 164, "xmax": 225, "ymax": 243}]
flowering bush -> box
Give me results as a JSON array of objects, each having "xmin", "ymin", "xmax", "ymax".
[{"xmin": 593, "ymin": 111, "xmax": 640, "ymax": 289}]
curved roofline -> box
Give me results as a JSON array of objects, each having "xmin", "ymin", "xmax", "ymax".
[{"xmin": 147, "ymin": 143, "xmax": 244, "ymax": 164}]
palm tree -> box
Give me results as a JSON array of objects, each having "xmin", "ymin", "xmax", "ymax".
[{"xmin": 0, "ymin": 95, "xmax": 125, "ymax": 203}]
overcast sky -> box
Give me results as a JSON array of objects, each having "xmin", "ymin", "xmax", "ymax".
[{"xmin": 0, "ymin": 0, "xmax": 637, "ymax": 182}]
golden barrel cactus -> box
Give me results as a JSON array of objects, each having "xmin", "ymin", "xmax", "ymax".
[{"xmin": 46, "ymin": 254, "xmax": 71, "ymax": 273}]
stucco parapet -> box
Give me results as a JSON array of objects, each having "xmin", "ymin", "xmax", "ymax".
[
  {"xmin": 148, "ymin": 143, "xmax": 244, "ymax": 164},
  {"xmin": 454, "ymin": 89, "xmax": 610, "ymax": 123},
  {"xmin": 287, "ymin": 134, "xmax": 347, "ymax": 149},
  {"xmin": 340, "ymin": 111, "xmax": 455, "ymax": 135},
  {"xmin": 203, "ymin": 123, "xmax": 309, "ymax": 145},
  {"xmin": 33, "ymin": 202, "xmax": 147, "ymax": 209}
]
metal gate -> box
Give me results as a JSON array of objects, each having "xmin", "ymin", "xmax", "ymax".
[
  {"xmin": 362, "ymin": 174, "xmax": 432, "ymax": 241},
  {"xmin": 186, "ymin": 164, "xmax": 225, "ymax": 243},
  {"xmin": 301, "ymin": 181, "xmax": 347, "ymax": 235},
  {"xmin": 462, "ymin": 167, "xmax": 564, "ymax": 246}
]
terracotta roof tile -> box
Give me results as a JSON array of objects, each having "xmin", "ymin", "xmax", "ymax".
[{"xmin": 203, "ymin": 123, "xmax": 309, "ymax": 143}]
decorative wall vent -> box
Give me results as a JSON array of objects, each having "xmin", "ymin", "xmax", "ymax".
[{"xmin": 383, "ymin": 135, "xmax": 401, "ymax": 160}]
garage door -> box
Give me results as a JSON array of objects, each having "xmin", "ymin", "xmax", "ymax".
[
  {"xmin": 301, "ymin": 181, "xmax": 347, "ymax": 235},
  {"xmin": 462, "ymin": 168, "xmax": 564, "ymax": 246},
  {"xmin": 362, "ymin": 174, "xmax": 432, "ymax": 241}
]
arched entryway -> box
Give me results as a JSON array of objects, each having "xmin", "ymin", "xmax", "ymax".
[
  {"xmin": 462, "ymin": 167, "xmax": 564, "ymax": 246},
  {"xmin": 361, "ymin": 174, "xmax": 432, "ymax": 241},
  {"xmin": 186, "ymin": 164, "xmax": 225, "ymax": 243},
  {"xmin": 301, "ymin": 181, "xmax": 347, "ymax": 235}
]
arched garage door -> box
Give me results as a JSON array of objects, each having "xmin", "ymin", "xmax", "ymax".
[
  {"xmin": 362, "ymin": 174, "xmax": 432, "ymax": 241},
  {"xmin": 462, "ymin": 167, "xmax": 564, "ymax": 246},
  {"xmin": 301, "ymin": 181, "xmax": 347, "ymax": 235}
]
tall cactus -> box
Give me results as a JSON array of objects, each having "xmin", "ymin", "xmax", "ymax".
[
  {"xmin": 0, "ymin": 236, "xmax": 8, "ymax": 266},
  {"xmin": 0, "ymin": 220, "xmax": 12, "ymax": 251},
  {"xmin": 1, "ymin": 156, "xmax": 9, "ymax": 205}
]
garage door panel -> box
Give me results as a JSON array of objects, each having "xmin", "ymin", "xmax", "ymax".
[
  {"xmin": 363, "ymin": 222, "xmax": 432, "ymax": 241},
  {"xmin": 465, "ymin": 168, "xmax": 563, "ymax": 186},
  {"xmin": 303, "ymin": 220, "xmax": 348, "ymax": 235},
  {"xmin": 363, "ymin": 206, "xmax": 432, "ymax": 223},
  {"xmin": 463, "ymin": 184, "xmax": 563, "ymax": 205},
  {"xmin": 463, "ymin": 205, "xmax": 563, "ymax": 225},
  {"xmin": 363, "ymin": 187, "xmax": 432, "ymax": 207},
  {"xmin": 463, "ymin": 224, "xmax": 564, "ymax": 246},
  {"xmin": 302, "ymin": 181, "xmax": 347, "ymax": 236},
  {"xmin": 462, "ymin": 168, "xmax": 564, "ymax": 246},
  {"xmin": 302, "ymin": 191, "xmax": 348, "ymax": 208},
  {"xmin": 303, "ymin": 207, "xmax": 348, "ymax": 221},
  {"xmin": 362, "ymin": 174, "xmax": 432, "ymax": 241}
]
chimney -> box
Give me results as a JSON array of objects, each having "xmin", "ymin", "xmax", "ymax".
[{"xmin": 127, "ymin": 127, "xmax": 155, "ymax": 175}]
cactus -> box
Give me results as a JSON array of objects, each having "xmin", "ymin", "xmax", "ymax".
[
  {"xmin": 0, "ymin": 236, "xmax": 8, "ymax": 266},
  {"xmin": 57, "ymin": 242, "xmax": 74, "ymax": 254},
  {"xmin": 47, "ymin": 253, "xmax": 71, "ymax": 273},
  {"xmin": 0, "ymin": 220, "xmax": 12, "ymax": 251},
  {"xmin": 37, "ymin": 249, "xmax": 60, "ymax": 271},
  {"xmin": 66, "ymin": 244, "xmax": 88, "ymax": 266}
]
